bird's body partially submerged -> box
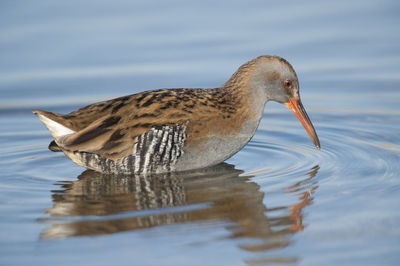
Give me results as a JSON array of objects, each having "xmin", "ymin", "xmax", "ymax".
[{"xmin": 33, "ymin": 55, "xmax": 320, "ymax": 174}]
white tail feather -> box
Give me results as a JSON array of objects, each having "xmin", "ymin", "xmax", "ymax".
[{"xmin": 36, "ymin": 114, "xmax": 75, "ymax": 139}]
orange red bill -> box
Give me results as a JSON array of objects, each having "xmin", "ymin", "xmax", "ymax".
[{"xmin": 285, "ymin": 98, "xmax": 320, "ymax": 149}]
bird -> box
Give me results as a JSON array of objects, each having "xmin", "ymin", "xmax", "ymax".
[{"xmin": 33, "ymin": 55, "xmax": 320, "ymax": 175}]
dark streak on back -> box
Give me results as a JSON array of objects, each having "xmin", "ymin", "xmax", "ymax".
[
  {"xmin": 108, "ymin": 129, "xmax": 124, "ymax": 142},
  {"xmin": 70, "ymin": 116, "xmax": 121, "ymax": 145},
  {"xmin": 71, "ymin": 128, "xmax": 111, "ymax": 145},
  {"xmin": 111, "ymin": 102, "xmax": 125, "ymax": 114}
]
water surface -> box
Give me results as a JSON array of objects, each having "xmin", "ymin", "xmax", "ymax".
[{"xmin": 1, "ymin": 0, "xmax": 400, "ymax": 265}]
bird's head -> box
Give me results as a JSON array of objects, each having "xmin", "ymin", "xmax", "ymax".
[{"xmin": 248, "ymin": 55, "xmax": 320, "ymax": 149}]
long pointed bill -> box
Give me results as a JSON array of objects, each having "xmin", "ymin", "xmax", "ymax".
[{"xmin": 285, "ymin": 98, "xmax": 320, "ymax": 149}]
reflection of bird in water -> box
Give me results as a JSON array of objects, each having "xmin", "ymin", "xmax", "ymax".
[
  {"xmin": 42, "ymin": 163, "xmax": 319, "ymax": 258},
  {"xmin": 286, "ymin": 165, "xmax": 319, "ymax": 232}
]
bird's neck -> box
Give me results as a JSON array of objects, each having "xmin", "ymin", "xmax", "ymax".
[{"xmin": 221, "ymin": 71, "xmax": 267, "ymax": 124}]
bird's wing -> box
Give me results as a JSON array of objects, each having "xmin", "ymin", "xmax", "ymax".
[
  {"xmin": 60, "ymin": 114, "xmax": 170, "ymax": 160},
  {"xmin": 34, "ymin": 88, "xmax": 225, "ymax": 161}
]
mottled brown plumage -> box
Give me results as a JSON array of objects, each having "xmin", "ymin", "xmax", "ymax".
[
  {"xmin": 35, "ymin": 87, "xmax": 247, "ymax": 159},
  {"xmin": 33, "ymin": 55, "xmax": 320, "ymax": 174}
]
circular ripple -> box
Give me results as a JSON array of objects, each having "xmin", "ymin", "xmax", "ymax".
[{"xmin": 239, "ymin": 111, "xmax": 400, "ymax": 192}]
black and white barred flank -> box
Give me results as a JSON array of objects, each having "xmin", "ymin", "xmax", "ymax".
[{"xmin": 74, "ymin": 125, "xmax": 186, "ymax": 174}]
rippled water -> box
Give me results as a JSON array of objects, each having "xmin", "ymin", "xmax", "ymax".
[{"xmin": 1, "ymin": 0, "xmax": 400, "ymax": 265}]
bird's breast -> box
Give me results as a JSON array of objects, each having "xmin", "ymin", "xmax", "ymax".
[{"xmin": 175, "ymin": 116, "xmax": 260, "ymax": 171}]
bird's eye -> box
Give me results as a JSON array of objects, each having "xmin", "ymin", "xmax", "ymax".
[{"xmin": 284, "ymin": 80, "xmax": 292, "ymax": 88}]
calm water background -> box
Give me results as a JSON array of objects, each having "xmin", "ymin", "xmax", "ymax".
[{"xmin": 1, "ymin": 0, "xmax": 400, "ymax": 265}]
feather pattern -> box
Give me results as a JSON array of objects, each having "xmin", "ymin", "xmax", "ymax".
[
  {"xmin": 33, "ymin": 86, "xmax": 248, "ymax": 162},
  {"xmin": 61, "ymin": 125, "xmax": 186, "ymax": 174}
]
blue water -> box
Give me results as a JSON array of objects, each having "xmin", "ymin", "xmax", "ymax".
[{"xmin": 1, "ymin": 0, "xmax": 400, "ymax": 265}]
